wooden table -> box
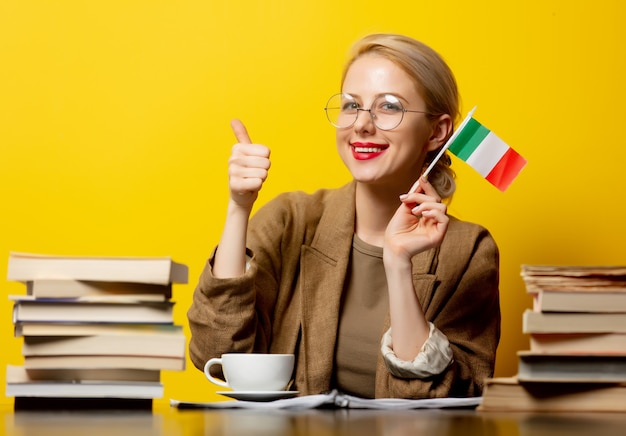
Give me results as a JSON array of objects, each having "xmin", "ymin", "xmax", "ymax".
[{"xmin": 3, "ymin": 404, "xmax": 626, "ymax": 435}]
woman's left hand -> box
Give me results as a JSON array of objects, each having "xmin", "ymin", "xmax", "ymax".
[{"xmin": 384, "ymin": 176, "xmax": 449, "ymax": 260}]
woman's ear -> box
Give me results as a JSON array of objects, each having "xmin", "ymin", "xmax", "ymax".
[{"xmin": 426, "ymin": 114, "xmax": 453, "ymax": 152}]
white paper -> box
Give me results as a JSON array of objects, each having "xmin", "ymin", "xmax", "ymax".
[{"xmin": 170, "ymin": 390, "xmax": 482, "ymax": 410}]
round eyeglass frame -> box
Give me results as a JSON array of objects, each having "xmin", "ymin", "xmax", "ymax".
[{"xmin": 324, "ymin": 93, "xmax": 430, "ymax": 131}]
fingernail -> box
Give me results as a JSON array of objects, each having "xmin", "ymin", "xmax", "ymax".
[{"xmin": 399, "ymin": 194, "xmax": 408, "ymax": 200}]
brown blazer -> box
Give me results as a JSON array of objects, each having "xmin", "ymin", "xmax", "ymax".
[{"xmin": 188, "ymin": 181, "xmax": 500, "ymax": 398}]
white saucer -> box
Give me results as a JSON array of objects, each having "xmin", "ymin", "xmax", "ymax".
[{"xmin": 217, "ymin": 390, "xmax": 299, "ymax": 402}]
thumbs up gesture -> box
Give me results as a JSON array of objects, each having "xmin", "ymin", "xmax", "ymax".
[{"xmin": 227, "ymin": 119, "xmax": 271, "ymax": 210}]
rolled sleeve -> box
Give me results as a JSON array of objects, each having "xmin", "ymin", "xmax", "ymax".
[{"xmin": 381, "ymin": 322, "xmax": 453, "ymax": 379}]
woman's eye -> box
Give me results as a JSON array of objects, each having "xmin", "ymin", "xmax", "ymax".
[
  {"xmin": 341, "ymin": 102, "xmax": 359, "ymax": 111},
  {"xmin": 379, "ymin": 102, "xmax": 402, "ymax": 113}
]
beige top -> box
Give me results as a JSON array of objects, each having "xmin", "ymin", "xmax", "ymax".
[
  {"xmin": 334, "ymin": 236, "xmax": 456, "ymax": 398},
  {"xmin": 334, "ymin": 235, "xmax": 388, "ymax": 398}
]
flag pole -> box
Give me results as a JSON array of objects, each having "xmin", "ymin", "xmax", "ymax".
[{"xmin": 409, "ymin": 106, "xmax": 477, "ymax": 194}]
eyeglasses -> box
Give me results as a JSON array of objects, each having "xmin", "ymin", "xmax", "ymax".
[{"xmin": 324, "ymin": 93, "xmax": 430, "ymax": 131}]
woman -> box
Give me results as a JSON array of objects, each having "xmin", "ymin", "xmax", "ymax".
[{"xmin": 188, "ymin": 33, "xmax": 500, "ymax": 399}]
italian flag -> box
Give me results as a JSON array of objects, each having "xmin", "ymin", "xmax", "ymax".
[{"xmin": 446, "ymin": 108, "xmax": 527, "ymax": 192}]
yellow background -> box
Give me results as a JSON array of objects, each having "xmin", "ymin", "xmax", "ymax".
[{"xmin": 1, "ymin": 0, "xmax": 625, "ymax": 407}]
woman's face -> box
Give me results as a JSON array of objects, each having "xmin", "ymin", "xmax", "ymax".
[{"xmin": 336, "ymin": 54, "xmax": 440, "ymax": 191}]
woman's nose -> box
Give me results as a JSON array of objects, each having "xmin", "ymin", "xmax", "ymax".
[{"xmin": 353, "ymin": 108, "xmax": 376, "ymax": 132}]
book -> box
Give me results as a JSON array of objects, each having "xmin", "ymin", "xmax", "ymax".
[
  {"xmin": 522, "ymin": 265, "xmax": 626, "ymax": 308},
  {"xmin": 170, "ymin": 389, "xmax": 482, "ymax": 410},
  {"xmin": 6, "ymin": 365, "xmax": 160, "ymax": 383},
  {"xmin": 517, "ymin": 351, "xmax": 626, "ymax": 383},
  {"xmin": 6, "ymin": 365, "xmax": 163, "ymax": 398},
  {"xmin": 13, "ymin": 397, "xmax": 153, "ymax": 410},
  {"xmin": 522, "ymin": 264, "xmax": 626, "ymax": 312},
  {"xmin": 23, "ymin": 354, "xmax": 186, "ymax": 371},
  {"xmin": 478, "ymin": 376, "xmax": 626, "ymax": 412},
  {"xmin": 7, "ymin": 252, "xmax": 188, "ymax": 285},
  {"xmin": 14, "ymin": 322, "xmax": 183, "ymax": 337},
  {"xmin": 521, "ymin": 264, "xmax": 626, "ymax": 281},
  {"xmin": 26, "ymin": 279, "xmax": 172, "ymax": 300},
  {"xmin": 22, "ymin": 332, "xmax": 186, "ymax": 358},
  {"xmin": 522, "ymin": 309, "xmax": 626, "ymax": 334},
  {"xmin": 531, "ymin": 289, "xmax": 626, "ymax": 313},
  {"xmin": 11, "ymin": 297, "xmax": 175, "ymax": 324},
  {"xmin": 6, "ymin": 379, "xmax": 164, "ymax": 399},
  {"xmin": 530, "ymin": 332, "xmax": 626, "ymax": 354}
]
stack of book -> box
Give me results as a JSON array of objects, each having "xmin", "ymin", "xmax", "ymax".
[
  {"xmin": 479, "ymin": 264, "xmax": 626, "ymax": 412},
  {"xmin": 5, "ymin": 252, "xmax": 188, "ymax": 409}
]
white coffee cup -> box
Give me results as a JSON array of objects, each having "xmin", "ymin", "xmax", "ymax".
[{"xmin": 203, "ymin": 353, "xmax": 295, "ymax": 392}]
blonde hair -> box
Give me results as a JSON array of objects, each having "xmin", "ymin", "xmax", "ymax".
[{"xmin": 342, "ymin": 34, "xmax": 459, "ymax": 199}]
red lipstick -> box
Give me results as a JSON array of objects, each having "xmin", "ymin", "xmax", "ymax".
[{"xmin": 351, "ymin": 142, "xmax": 389, "ymax": 160}]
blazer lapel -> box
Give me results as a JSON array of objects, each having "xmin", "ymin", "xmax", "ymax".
[{"xmin": 297, "ymin": 182, "xmax": 355, "ymax": 394}]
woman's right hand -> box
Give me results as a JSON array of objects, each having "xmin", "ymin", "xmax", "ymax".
[{"xmin": 228, "ymin": 119, "xmax": 271, "ymax": 210}]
